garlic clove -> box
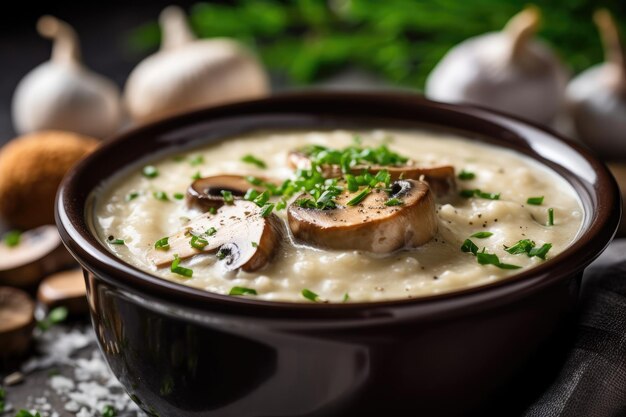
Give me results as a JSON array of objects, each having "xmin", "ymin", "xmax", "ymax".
[
  {"xmin": 11, "ymin": 16, "xmax": 123, "ymax": 139},
  {"xmin": 566, "ymin": 9, "xmax": 626, "ymax": 161},
  {"xmin": 425, "ymin": 7, "xmax": 569, "ymax": 125},
  {"xmin": 124, "ymin": 6, "xmax": 269, "ymax": 124}
]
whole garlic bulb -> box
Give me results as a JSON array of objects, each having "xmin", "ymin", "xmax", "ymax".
[
  {"xmin": 566, "ymin": 10, "xmax": 626, "ymax": 160},
  {"xmin": 12, "ymin": 16, "xmax": 122, "ymax": 139},
  {"xmin": 124, "ymin": 6, "xmax": 269, "ymax": 124},
  {"xmin": 425, "ymin": 7, "xmax": 569, "ymax": 125}
]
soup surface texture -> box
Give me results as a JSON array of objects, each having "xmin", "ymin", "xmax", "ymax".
[{"xmin": 94, "ymin": 129, "xmax": 583, "ymax": 302}]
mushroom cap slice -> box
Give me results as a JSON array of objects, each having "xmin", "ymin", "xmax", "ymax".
[
  {"xmin": 0, "ymin": 225, "xmax": 75, "ymax": 288},
  {"xmin": 187, "ymin": 174, "xmax": 265, "ymax": 211},
  {"xmin": 149, "ymin": 200, "xmax": 280, "ymax": 272},
  {"xmin": 287, "ymin": 151, "xmax": 456, "ymax": 199},
  {"xmin": 37, "ymin": 269, "xmax": 87, "ymax": 314},
  {"xmin": 288, "ymin": 179, "xmax": 438, "ymax": 253},
  {"xmin": 0, "ymin": 286, "xmax": 35, "ymax": 358}
]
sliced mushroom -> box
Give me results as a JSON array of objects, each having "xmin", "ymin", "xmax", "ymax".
[
  {"xmin": 0, "ymin": 286, "xmax": 35, "ymax": 358},
  {"xmin": 37, "ymin": 269, "xmax": 87, "ymax": 314},
  {"xmin": 0, "ymin": 225, "xmax": 75, "ymax": 288},
  {"xmin": 149, "ymin": 200, "xmax": 280, "ymax": 272},
  {"xmin": 187, "ymin": 174, "xmax": 265, "ymax": 211},
  {"xmin": 287, "ymin": 151, "xmax": 456, "ymax": 198},
  {"xmin": 288, "ymin": 179, "xmax": 438, "ymax": 253}
]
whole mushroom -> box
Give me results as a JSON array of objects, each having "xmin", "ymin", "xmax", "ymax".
[
  {"xmin": 124, "ymin": 6, "xmax": 269, "ymax": 124},
  {"xmin": 425, "ymin": 6, "xmax": 569, "ymax": 125}
]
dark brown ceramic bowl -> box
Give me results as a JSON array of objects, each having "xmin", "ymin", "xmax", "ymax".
[{"xmin": 56, "ymin": 92, "xmax": 621, "ymax": 417}]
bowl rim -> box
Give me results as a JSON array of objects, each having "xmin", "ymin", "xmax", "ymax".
[{"xmin": 56, "ymin": 91, "xmax": 621, "ymax": 319}]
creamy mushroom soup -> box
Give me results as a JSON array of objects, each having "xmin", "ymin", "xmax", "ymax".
[{"xmin": 94, "ymin": 130, "xmax": 583, "ymax": 302}]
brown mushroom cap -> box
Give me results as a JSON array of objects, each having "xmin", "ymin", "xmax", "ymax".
[
  {"xmin": 187, "ymin": 174, "xmax": 263, "ymax": 211},
  {"xmin": 37, "ymin": 269, "xmax": 87, "ymax": 314},
  {"xmin": 288, "ymin": 179, "xmax": 438, "ymax": 253},
  {"xmin": 0, "ymin": 286, "xmax": 35, "ymax": 358},
  {"xmin": 149, "ymin": 200, "xmax": 280, "ymax": 272},
  {"xmin": 287, "ymin": 151, "xmax": 456, "ymax": 199},
  {"xmin": 0, "ymin": 225, "xmax": 75, "ymax": 288}
]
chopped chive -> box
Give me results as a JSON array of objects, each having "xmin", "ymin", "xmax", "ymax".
[
  {"xmin": 206, "ymin": 227, "xmax": 217, "ymax": 236},
  {"xmin": 173, "ymin": 192, "xmax": 185, "ymax": 200},
  {"xmin": 37, "ymin": 306, "xmax": 68, "ymax": 331},
  {"xmin": 154, "ymin": 237, "xmax": 170, "ymax": 250},
  {"xmin": 547, "ymin": 208, "xmax": 554, "ymax": 226},
  {"xmin": 458, "ymin": 170, "xmax": 476, "ymax": 180},
  {"xmin": 384, "ymin": 198, "xmax": 403, "ymax": 206},
  {"xmin": 246, "ymin": 176, "xmax": 264, "ymax": 186},
  {"xmin": 461, "ymin": 239, "xmax": 479, "ymax": 255},
  {"xmin": 275, "ymin": 199, "xmax": 287, "ymax": 210},
  {"xmin": 302, "ymin": 289, "xmax": 320, "ymax": 302},
  {"xmin": 497, "ymin": 263, "xmax": 523, "ymax": 269},
  {"xmin": 345, "ymin": 174, "xmax": 359, "ymax": 192},
  {"xmin": 190, "ymin": 235, "xmax": 208, "ymax": 250},
  {"xmin": 208, "ymin": 207, "xmax": 217, "ymax": 215},
  {"xmin": 476, "ymin": 250, "xmax": 520, "ymax": 269},
  {"xmin": 154, "ymin": 191, "xmax": 169, "ymax": 201},
  {"xmin": 221, "ymin": 190, "xmax": 234, "ymax": 204},
  {"xmin": 126, "ymin": 191, "xmax": 140, "ymax": 202},
  {"xmin": 253, "ymin": 191, "xmax": 270, "ymax": 206},
  {"xmin": 172, "ymin": 155, "xmax": 185, "ymax": 162},
  {"xmin": 107, "ymin": 236, "xmax": 125, "ymax": 245},
  {"xmin": 229, "ymin": 286, "xmax": 257, "ymax": 296},
  {"xmin": 3, "ymin": 230, "xmax": 21, "ymax": 247},
  {"xmin": 504, "ymin": 239, "xmax": 535, "ymax": 255},
  {"xmin": 190, "ymin": 155, "xmax": 204, "ymax": 166},
  {"xmin": 528, "ymin": 243, "xmax": 552, "ymax": 260},
  {"xmin": 192, "ymin": 171, "xmax": 202, "ymax": 180},
  {"xmin": 251, "ymin": 241, "xmax": 258, "ymax": 247},
  {"xmin": 459, "ymin": 189, "xmax": 476, "ymax": 198},
  {"xmin": 527, "ymin": 196, "xmax": 544, "ymax": 205},
  {"xmin": 142, "ymin": 165, "xmax": 158, "ymax": 178},
  {"xmin": 470, "ymin": 231, "xmax": 493, "ymax": 239},
  {"xmin": 460, "ymin": 189, "xmax": 500, "ymax": 200},
  {"xmin": 342, "ymin": 293, "xmax": 350, "ymax": 302},
  {"xmin": 241, "ymin": 154, "xmax": 267, "ymax": 169},
  {"xmin": 347, "ymin": 187, "xmax": 371, "ymax": 206},
  {"xmin": 260, "ymin": 203, "xmax": 275, "ymax": 217},
  {"xmin": 171, "ymin": 254, "xmax": 193, "ymax": 278},
  {"xmin": 244, "ymin": 188, "xmax": 260, "ymax": 201}
]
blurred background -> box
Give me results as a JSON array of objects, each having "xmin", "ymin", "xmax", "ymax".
[{"xmin": 1, "ymin": 0, "xmax": 625, "ymax": 141}]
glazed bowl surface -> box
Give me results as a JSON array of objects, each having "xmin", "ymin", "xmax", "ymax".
[{"xmin": 56, "ymin": 92, "xmax": 620, "ymax": 417}]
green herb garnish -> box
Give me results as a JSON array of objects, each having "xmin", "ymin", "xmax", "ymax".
[
  {"xmin": 504, "ymin": 239, "xmax": 552, "ymax": 260},
  {"xmin": 154, "ymin": 191, "xmax": 169, "ymax": 201},
  {"xmin": 342, "ymin": 293, "xmax": 350, "ymax": 302},
  {"xmin": 208, "ymin": 207, "xmax": 217, "ymax": 215},
  {"xmin": 171, "ymin": 254, "xmax": 193, "ymax": 278},
  {"xmin": 460, "ymin": 189, "xmax": 500, "ymax": 200},
  {"xmin": 528, "ymin": 243, "xmax": 553, "ymax": 260},
  {"xmin": 229, "ymin": 286, "xmax": 257, "ymax": 296},
  {"xmin": 547, "ymin": 208, "xmax": 555, "ymax": 226},
  {"xmin": 173, "ymin": 192, "xmax": 185, "ymax": 200},
  {"xmin": 251, "ymin": 241, "xmax": 258, "ymax": 247},
  {"xmin": 206, "ymin": 227, "xmax": 217, "ymax": 236},
  {"xmin": 126, "ymin": 191, "xmax": 140, "ymax": 202},
  {"xmin": 527, "ymin": 196, "xmax": 544, "ymax": 205},
  {"xmin": 347, "ymin": 187, "xmax": 371, "ymax": 206},
  {"xmin": 221, "ymin": 190, "xmax": 234, "ymax": 204},
  {"xmin": 301, "ymin": 143, "xmax": 408, "ymax": 168},
  {"xmin": 107, "ymin": 236, "xmax": 125, "ymax": 245},
  {"xmin": 302, "ymin": 289, "xmax": 320, "ymax": 302},
  {"xmin": 476, "ymin": 250, "xmax": 521, "ymax": 269},
  {"xmin": 102, "ymin": 405, "xmax": 117, "ymax": 417},
  {"xmin": 241, "ymin": 154, "xmax": 267, "ymax": 169},
  {"xmin": 253, "ymin": 191, "xmax": 270, "ymax": 206},
  {"xmin": 192, "ymin": 171, "xmax": 202, "ymax": 180},
  {"xmin": 142, "ymin": 165, "xmax": 158, "ymax": 178},
  {"xmin": 461, "ymin": 239, "xmax": 479, "ymax": 255},
  {"xmin": 14, "ymin": 410, "xmax": 42, "ymax": 417},
  {"xmin": 260, "ymin": 203, "xmax": 275, "ymax": 217},
  {"xmin": 154, "ymin": 237, "xmax": 170, "ymax": 250},
  {"xmin": 190, "ymin": 155, "xmax": 204, "ymax": 166},
  {"xmin": 345, "ymin": 174, "xmax": 359, "ymax": 192},
  {"xmin": 384, "ymin": 198, "xmax": 403, "ymax": 206},
  {"xmin": 3, "ymin": 230, "xmax": 21, "ymax": 247},
  {"xmin": 190, "ymin": 235, "xmax": 208, "ymax": 250},
  {"xmin": 37, "ymin": 306, "xmax": 68, "ymax": 331},
  {"xmin": 458, "ymin": 170, "xmax": 476, "ymax": 180},
  {"xmin": 470, "ymin": 231, "xmax": 493, "ymax": 239}
]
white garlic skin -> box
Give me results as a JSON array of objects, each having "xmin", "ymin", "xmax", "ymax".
[
  {"xmin": 124, "ymin": 6, "xmax": 269, "ymax": 124},
  {"xmin": 426, "ymin": 34, "xmax": 568, "ymax": 124},
  {"xmin": 11, "ymin": 16, "xmax": 122, "ymax": 139},
  {"xmin": 125, "ymin": 39, "xmax": 268, "ymax": 123},
  {"xmin": 12, "ymin": 62, "xmax": 122, "ymax": 139},
  {"xmin": 566, "ymin": 66, "xmax": 626, "ymax": 160}
]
